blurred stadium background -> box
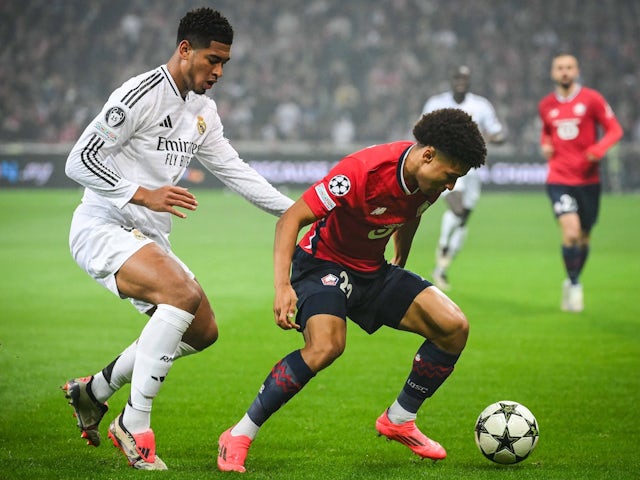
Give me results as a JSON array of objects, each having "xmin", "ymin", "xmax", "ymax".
[{"xmin": 1, "ymin": 0, "xmax": 638, "ymax": 191}]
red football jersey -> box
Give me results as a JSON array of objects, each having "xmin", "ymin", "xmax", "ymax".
[
  {"xmin": 538, "ymin": 86, "xmax": 622, "ymax": 185},
  {"xmin": 300, "ymin": 141, "xmax": 439, "ymax": 273}
]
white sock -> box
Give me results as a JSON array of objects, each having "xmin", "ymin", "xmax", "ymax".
[
  {"xmin": 125, "ymin": 304, "xmax": 194, "ymax": 433},
  {"xmin": 386, "ymin": 400, "xmax": 416, "ymax": 424},
  {"xmin": 448, "ymin": 225, "xmax": 468, "ymax": 258},
  {"xmin": 438, "ymin": 210, "xmax": 463, "ymax": 252},
  {"xmin": 231, "ymin": 414, "xmax": 260, "ymax": 440},
  {"xmin": 91, "ymin": 339, "xmax": 199, "ymax": 404},
  {"xmin": 90, "ymin": 341, "xmax": 137, "ymax": 403},
  {"xmin": 174, "ymin": 340, "xmax": 198, "ymax": 359},
  {"xmin": 90, "ymin": 372, "xmax": 116, "ymax": 403}
]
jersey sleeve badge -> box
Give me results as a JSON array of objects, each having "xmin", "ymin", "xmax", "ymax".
[
  {"xmin": 328, "ymin": 174, "xmax": 351, "ymax": 196},
  {"xmin": 105, "ymin": 106, "xmax": 126, "ymax": 128},
  {"xmin": 314, "ymin": 183, "xmax": 336, "ymax": 211}
]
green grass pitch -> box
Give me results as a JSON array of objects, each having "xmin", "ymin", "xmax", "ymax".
[{"xmin": 0, "ymin": 189, "xmax": 638, "ymax": 479}]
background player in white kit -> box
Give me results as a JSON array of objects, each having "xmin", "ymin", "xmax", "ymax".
[
  {"xmin": 422, "ymin": 66, "xmax": 505, "ymax": 290},
  {"xmin": 62, "ymin": 8, "xmax": 293, "ymax": 470}
]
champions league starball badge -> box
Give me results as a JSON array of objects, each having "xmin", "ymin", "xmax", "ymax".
[{"xmin": 328, "ymin": 175, "xmax": 351, "ymax": 196}]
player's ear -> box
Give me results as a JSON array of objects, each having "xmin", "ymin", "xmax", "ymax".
[
  {"xmin": 178, "ymin": 40, "xmax": 192, "ymax": 58},
  {"xmin": 423, "ymin": 146, "xmax": 436, "ymax": 162}
]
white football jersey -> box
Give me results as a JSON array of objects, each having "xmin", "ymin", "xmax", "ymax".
[
  {"xmin": 422, "ymin": 91, "xmax": 503, "ymax": 137},
  {"xmin": 66, "ymin": 65, "xmax": 293, "ymax": 245}
]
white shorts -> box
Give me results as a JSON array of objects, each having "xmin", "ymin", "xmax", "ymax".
[
  {"xmin": 69, "ymin": 208, "xmax": 194, "ymax": 313},
  {"xmin": 441, "ymin": 167, "xmax": 482, "ymax": 210}
]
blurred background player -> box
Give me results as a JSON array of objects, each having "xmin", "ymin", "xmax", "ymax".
[
  {"xmin": 422, "ymin": 65, "xmax": 504, "ymax": 290},
  {"xmin": 217, "ymin": 109, "xmax": 486, "ymax": 473},
  {"xmin": 62, "ymin": 8, "xmax": 293, "ymax": 470},
  {"xmin": 538, "ymin": 54, "xmax": 623, "ymax": 312}
]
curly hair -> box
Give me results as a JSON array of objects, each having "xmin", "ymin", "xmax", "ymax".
[
  {"xmin": 177, "ymin": 7, "xmax": 234, "ymax": 48},
  {"xmin": 413, "ymin": 108, "xmax": 486, "ymax": 169}
]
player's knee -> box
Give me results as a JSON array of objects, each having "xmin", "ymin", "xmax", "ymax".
[
  {"xmin": 439, "ymin": 309, "xmax": 469, "ymax": 354},
  {"xmin": 198, "ymin": 318, "xmax": 219, "ymax": 348},
  {"xmin": 459, "ymin": 208, "xmax": 472, "ymax": 225},
  {"xmin": 167, "ymin": 280, "xmax": 202, "ymax": 313},
  {"xmin": 319, "ymin": 341, "xmax": 345, "ymax": 364},
  {"xmin": 563, "ymin": 231, "xmax": 581, "ymax": 247},
  {"xmin": 304, "ymin": 340, "xmax": 345, "ymax": 371},
  {"xmin": 182, "ymin": 311, "xmax": 218, "ymax": 350}
]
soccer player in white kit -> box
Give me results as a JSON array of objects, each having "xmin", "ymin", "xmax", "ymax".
[
  {"xmin": 422, "ymin": 66, "xmax": 505, "ymax": 290},
  {"xmin": 62, "ymin": 8, "xmax": 293, "ymax": 470}
]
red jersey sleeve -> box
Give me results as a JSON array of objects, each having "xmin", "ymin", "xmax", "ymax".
[
  {"xmin": 538, "ymin": 97, "xmax": 553, "ymax": 146},
  {"xmin": 302, "ymin": 156, "xmax": 361, "ymax": 218},
  {"xmin": 584, "ymin": 92, "xmax": 623, "ymax": 159}
]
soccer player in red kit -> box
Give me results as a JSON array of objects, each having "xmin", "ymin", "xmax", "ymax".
[
  {"xmin": 217, "ymin": 109, "xmax": 486, "ymax": 473},
  {"xmin": 538, "ymin": 54, "xmax": 623, "ymax": 312}
]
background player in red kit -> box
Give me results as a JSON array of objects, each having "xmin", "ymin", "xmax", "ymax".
[
  {"xmin": 538, "ymin": 54, "xmax": 623, "ymax": 312},
  {"xmin": 217, "ymin": 108, "xmax": 486, "ymax": 473}
]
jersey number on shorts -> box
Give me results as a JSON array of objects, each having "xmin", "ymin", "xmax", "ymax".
[{"xmin": 339, "ymin": 271, "xmax": 353, "ymax": 298}]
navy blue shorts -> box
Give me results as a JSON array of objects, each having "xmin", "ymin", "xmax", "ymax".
[
  {"xmin": 546, "ymin": 183, "xmax": 601, "ymax": 233},
  {"xmin": 290, "ymin": 247, "xmax": 432, "ymax": 334}
]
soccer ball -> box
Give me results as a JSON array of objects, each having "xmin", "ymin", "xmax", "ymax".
[{"xmin": 474, "ymin": 400, "xmax": 539, "ymax": 464}]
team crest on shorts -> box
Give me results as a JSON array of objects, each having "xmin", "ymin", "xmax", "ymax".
[
  {"xmin": 131, "ymin": 228, "xmax": 147, "ymax": 240},
  {"xmin": 328, "ymin": 175, "xmax": 351, "ymax": 196},
  {"xmin": 105, "ymin": 106, "xmax": 126, "ymax": 127},
  {"xmin": 321, "ymin": 273, "xmax": 339, "ymax": 286}
]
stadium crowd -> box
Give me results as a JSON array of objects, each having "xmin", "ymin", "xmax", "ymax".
[{"xmin": 1, "ymin": 0, "xmax": 638, "ymax": 153}]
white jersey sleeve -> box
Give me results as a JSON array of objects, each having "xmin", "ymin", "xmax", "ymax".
[
  {"xmin": 467, "ymin": 94, "xmax": 503, "ymax": 137},
  {"xmin": 66, "ymin": 65, "xmax": 292, "ymax": 222},
  {"xmin": 65, "ymin": 81, "xmax": 149, "ymax": 208},
  {"xmin": 195, "ymin": 113, "xmax": 293, "ymax": 216}
]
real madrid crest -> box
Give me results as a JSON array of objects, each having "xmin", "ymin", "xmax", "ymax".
[{"xmin": 197, "ymin": 115, "xmax": 207, "ymax": 135}]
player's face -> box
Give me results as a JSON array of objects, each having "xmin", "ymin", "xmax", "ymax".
[
  {"xmin": 451, "ymin": 74, "xmax": 470, "ymax": 95},
  {"xmin": 183, "ymin": 40, "xmax": 231, "ymax": 95},
  {"xmin": 551, "ymin": 55, "xmax": 579, "ymax": 90},
  {"xmin": 414, "ymin": 149, "xmax": 469, "ymax": 196}
]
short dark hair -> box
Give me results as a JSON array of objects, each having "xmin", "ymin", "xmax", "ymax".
[
  {"xmin": 413, "ymin": 108, "xmax": 486, "ymax": 169},
  {"xmin": 451, "ymin": 65, "xmax": 471, "ymax": 78},
  {"xmin": 177, "ymin": 8, "xmax": 234, "ymax": 48}
]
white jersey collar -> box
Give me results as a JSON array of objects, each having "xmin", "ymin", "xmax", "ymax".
[{"xmin": 554, "ymin": 84, "xmax": 582, "ymax": 103}]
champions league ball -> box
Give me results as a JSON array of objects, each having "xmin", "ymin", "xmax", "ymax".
[{"xmin": 474, "ymin": 400, "xmax": 539, "ymax": 464}]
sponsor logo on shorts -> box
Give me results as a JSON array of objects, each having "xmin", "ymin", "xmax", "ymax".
[{"xmin": 321, "ymin": 273, "xmax": 339, "ymax": 286}]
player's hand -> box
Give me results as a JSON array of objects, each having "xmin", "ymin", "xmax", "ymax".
[
  {"xmin": 585, "ymin": 146, "xmax": 602, "ymax": 162},
  {"xmin": 132, "ymin": 185, "xmax": 198, "ymax": 218},
  {"xmin": 540, "ymin": 143, "xmax": 554, "ymax": 159},
  {"xmin": 273, "ymin": 284, "xmax": 299, "ymax": 330}
]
